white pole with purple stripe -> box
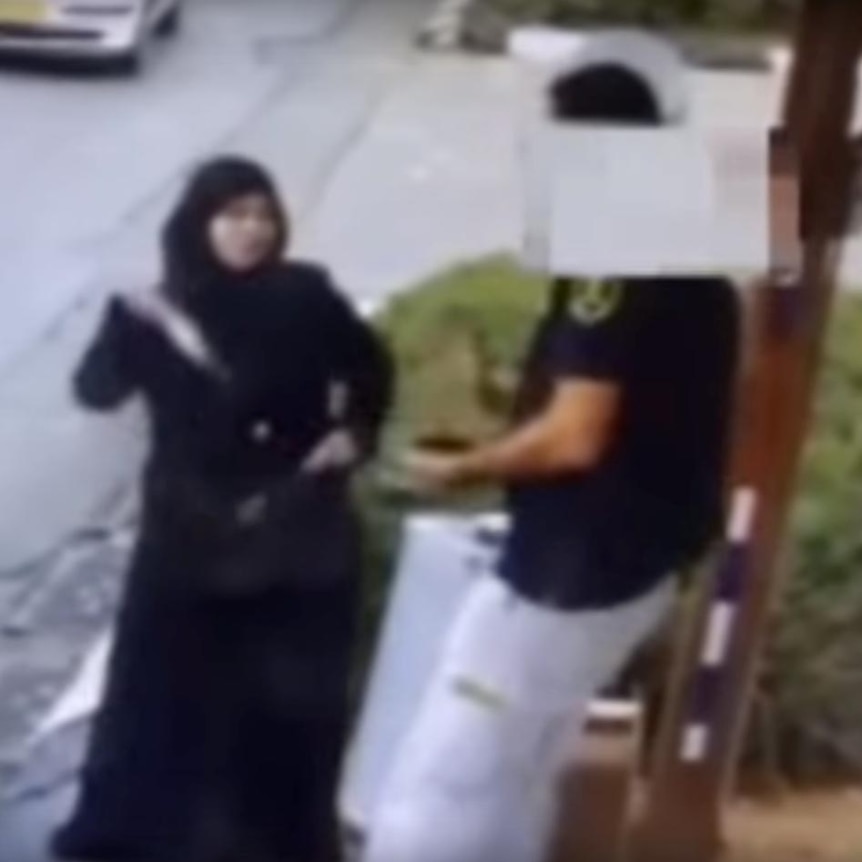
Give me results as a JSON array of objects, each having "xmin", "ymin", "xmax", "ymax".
[{"xmin": 678, "ymin": 487, "xmax": 758, "ymax": 764}]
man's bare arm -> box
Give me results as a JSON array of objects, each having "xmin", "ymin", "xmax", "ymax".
[{"xmin": 448, "ymin": 379, "xmax": 621, "ymax": 485}]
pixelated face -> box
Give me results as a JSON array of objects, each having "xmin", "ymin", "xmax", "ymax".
[{"xmin": 768, "ymin": 132, "xmax": 802, "ymax": 279}]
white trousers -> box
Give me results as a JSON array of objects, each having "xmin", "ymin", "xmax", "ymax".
[{"xmin": 363, "ymin": 575, "xmax": 674, "ymax": 862}]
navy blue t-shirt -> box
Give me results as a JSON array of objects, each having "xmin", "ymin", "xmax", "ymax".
[{"xmin": 499, "ymin": 277, "xmax": 741, "ymax": 610}]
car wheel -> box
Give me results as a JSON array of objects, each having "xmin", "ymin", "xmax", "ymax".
[
  {"xmin": 156, "ymin": 5, "xmax": 182, "ymax": 38},
  {"xmin": 116, "ymin": 48, "xmax": 142, "ymax": 76},
  {"xmin": 115, "ymin": 38, "xmax": 147, "ymax": 77}
]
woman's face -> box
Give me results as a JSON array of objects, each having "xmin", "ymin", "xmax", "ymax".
[{"xmin": 207, "ymin": 193, "xmax": 282, "ymax": 273}]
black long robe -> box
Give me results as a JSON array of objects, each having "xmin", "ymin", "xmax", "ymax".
[{"xmin": 51, "ymin": 261, "xmax": 393, "ymax": 862}]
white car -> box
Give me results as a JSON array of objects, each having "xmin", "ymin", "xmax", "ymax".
[{"xmin": 0, "ymin": 0, "xmax": 183, "ymax": 73}]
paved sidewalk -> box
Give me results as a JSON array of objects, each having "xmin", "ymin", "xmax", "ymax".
[
  {"xmin": 0, "ymin": 536, "xmax": 128, "ymax": 787},
  {"xmin": 0, "ymin": 535, "xmax": 123, "ymax": 862}
]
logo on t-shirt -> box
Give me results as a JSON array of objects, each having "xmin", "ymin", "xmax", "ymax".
[{"xmin": 568, "ymin": 280, "xmax": 624, "ymax": 325}]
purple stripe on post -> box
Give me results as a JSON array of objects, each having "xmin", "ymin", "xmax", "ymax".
[
  {"xmin": 688, "ymin": 668, "xmax": 723, "ymax": 725},
  {"xmin": 713, "ymin": 546, "xmax": 748, "ymax": 602}
]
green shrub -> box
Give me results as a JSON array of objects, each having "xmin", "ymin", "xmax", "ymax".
[{"xmin": 758, "ymin": 295, "xmax": 862, "ymax": 783}]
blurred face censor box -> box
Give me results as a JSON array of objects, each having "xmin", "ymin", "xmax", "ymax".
[{"xmin": 522, "ymin": 126, "xmax": 770, "ymax": 279}]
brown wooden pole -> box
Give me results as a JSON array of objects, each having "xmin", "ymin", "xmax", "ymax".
[{"xmin": 630, "ymin": 3, "xmax": 862, "ymax": 861}]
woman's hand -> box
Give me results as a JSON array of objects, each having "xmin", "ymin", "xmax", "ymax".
[{"xmin": 301, "ymin": 429, "xmax": 360, "ymax": 474}]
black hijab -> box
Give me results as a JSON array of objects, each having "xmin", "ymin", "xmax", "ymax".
[{"xmin": 160, "ymin": 156, "xmax": 289, "ymax": 312}]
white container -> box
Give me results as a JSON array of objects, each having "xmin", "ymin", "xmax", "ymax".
[{"xmin": 338, "ymin": 512, "xmax": 507, "ymax": 832}]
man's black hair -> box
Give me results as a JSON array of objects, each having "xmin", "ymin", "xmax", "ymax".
[{"xmin": 548, "ymin": 63, "xmax": 662, "ymax": 126}]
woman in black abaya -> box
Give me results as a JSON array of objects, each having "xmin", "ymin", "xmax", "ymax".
[{"xmin": 52, "ymin": 156, "xmax": 393, "ymax": 862}]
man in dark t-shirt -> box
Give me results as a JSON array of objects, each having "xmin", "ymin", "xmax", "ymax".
[
  {"xmin": 365, "ymin": 53, "xmax": 741, "ymax": 862},
  {"xmin": 501, "ymin": 274, "xmax": 739, "ymax": 611}
]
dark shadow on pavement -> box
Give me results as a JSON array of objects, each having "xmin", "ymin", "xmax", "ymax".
[{"xmin": 0, "ymin": 52, "xmax": 122, "ymax": 80}]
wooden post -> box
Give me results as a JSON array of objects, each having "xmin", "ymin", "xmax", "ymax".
[{"xmin": 631, "ymin": 3, "xmax": 862, "ymax": 861}]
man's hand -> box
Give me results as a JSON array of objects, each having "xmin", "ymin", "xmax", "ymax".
[{"xmin": 401, "ymin": 449, "xmax": 466, "ymax": 494}]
